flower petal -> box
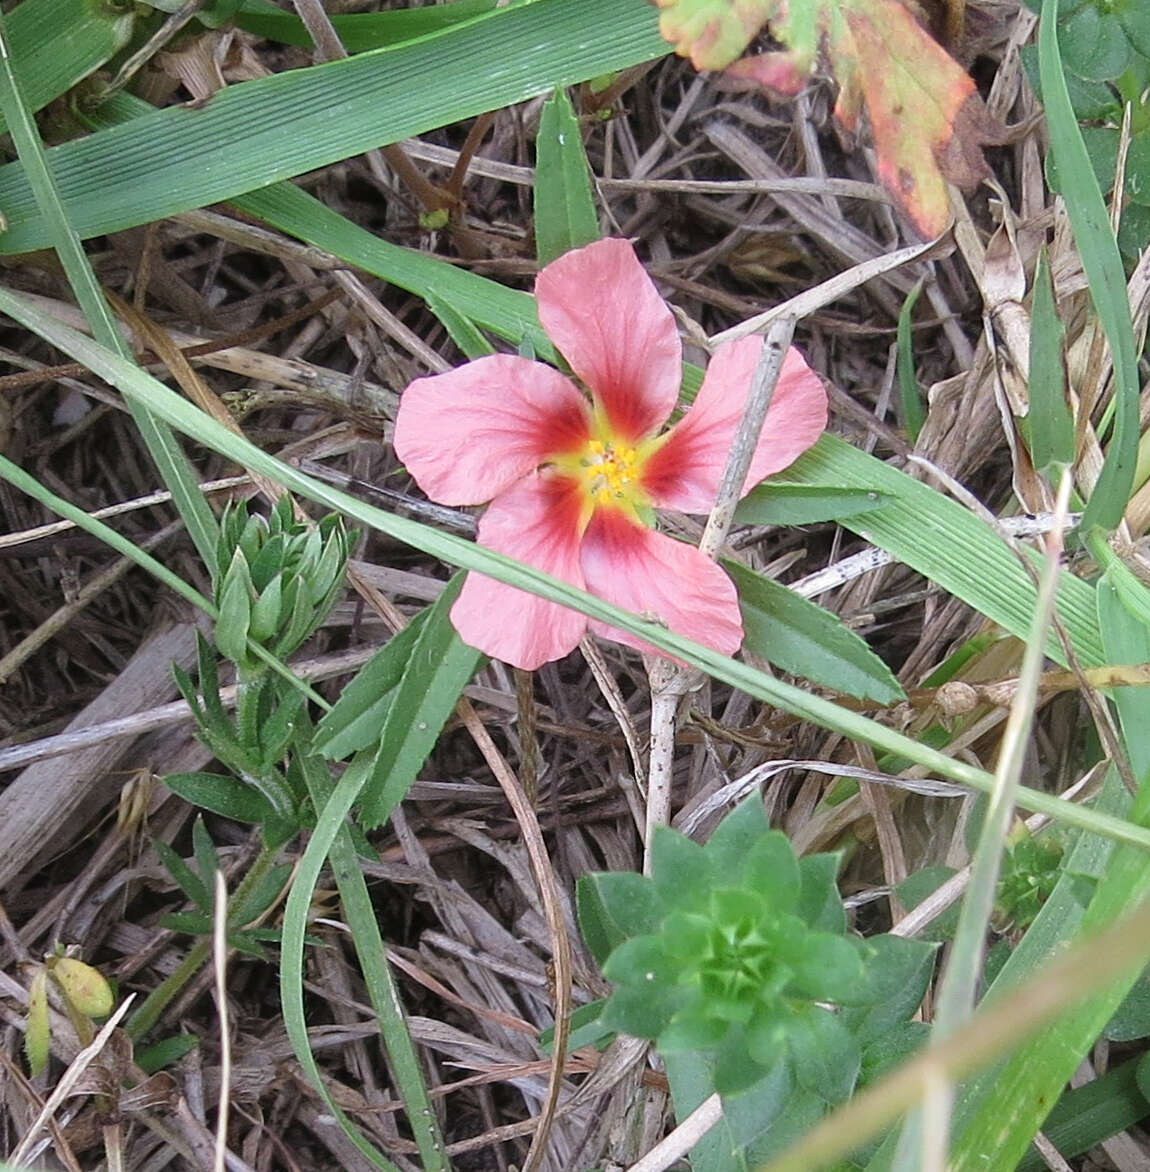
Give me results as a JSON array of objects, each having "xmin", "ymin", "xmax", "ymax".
[
  {"xmin": 535, "ymin": 238, "xmax": 682, "ymax": 441},
  {"xmin": 450, "ymin": 473, "xmax": 589, "ymax": 670},
  {"xmin": 394, "ymin": 354, "xmax": 592, "ymax": 506},
  {"xmin": 580, "ymin": 510, "xmax": 743, "ymax": 656},
  {"xmin": 641, "ymin": 339, "xmax": 827, "ymax": 513}
]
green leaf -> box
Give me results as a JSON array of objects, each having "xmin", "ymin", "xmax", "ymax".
[
  {"xmin": 234, "ymin": 0, "xmax": 501, "ymax": 52},
  {"xmin": 153, "ymin": 839, "xmax": 211, "ymax": 912},
  {"xmin": 533, "ymin": 87, "xmax": 600, "ymax": 264},
  {"xmin": 795, "ymin": 853, "xmax": 845, "ymax": 934},
  {"xmin": 0, "ymin": 0, "xmax": 134, "ymax": 136},
  {"xmin": 1040, "ymin": 0, "xmax": 1141, "ymax": 534},
  {"xmin": 0, "ymin": 0, "xmax": 668, "ymax": 254},
  {"xmin": 896, "ymin": 279, "xmax": 926, "ymax": 441},
  {"xmin": 1014, "ymin": 1056, "xmax": 1148, "ymax": 1171},
  {"xmin": 741, "ymin": 832, "xmax": 801, "ymax": 915},
  {"xmin": 313, "ymin": 610, "xmax": 430, "ymax": 759},
  {"xmin": 134, "ymin": 1033, "xmax": 199, "ymax": 1075},
  {"xmin": 730, "ymin": 562, "xmax": 903, "ymax": 704},
  {"xmin": 650, "ymin": 828, "xmax": 714, "ymax": 913},
  {"xmin": 703, "ymin": 794, "xmax": 770, "ymax": 871},
  {"xmin": 358, "ymin": 574, "xmax": 482, "ymax": 828},
  {"xmin": 25, "ymin": 970, "xmax": 49, "ymax": 1077},
  {"xmin": 1060, "ymin": 5, "xmax": 1132, "ymax": 81},
  {"xmin": 1104, "ymin": 971, "xmax": 1150, "ymax": 1040},
  {"xmin": 576, "ymin": 871, "xmax": 666, "ymax": 964},
  {"xmin": 1027, "ymin": 248, "xmax": 1074, "ymax": 471},
  {"xmin": 164, "ymin": 771, "xmax": 277, "ymax": 825},
  {"xmin": 732, "ymin": 483, "xmax": 888, "ymax": 526},
  {"xmin": 787, "ymin": 1004, "xmax": 860, "ymax": 1103}
]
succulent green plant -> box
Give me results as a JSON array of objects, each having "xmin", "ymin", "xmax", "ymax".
[{"xmin": 578, "ymin": 797, "xmax": 937, "ymax": 1165}]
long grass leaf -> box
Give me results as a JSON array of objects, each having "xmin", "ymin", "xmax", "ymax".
[
  {"xmin": 1039, "ymin": 0, "xmax": 1140, "ymax": 533},
  {"xmin": 0, "ymin": 0, "xmax": 133, "ymax": 134},
  {"xmin": 0, "ymin": 0, "xmax": 667, "ymax": 253},
  {"xmin": 0, "ymin": 12, "xmax": 217, "ymax": 566}
]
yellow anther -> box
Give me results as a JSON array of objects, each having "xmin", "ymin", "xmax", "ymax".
[{"xmin": 589, "ymin": 439, "xmax": 606, "ymax": 456}]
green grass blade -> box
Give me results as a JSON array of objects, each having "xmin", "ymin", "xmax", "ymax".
[
  {"xmin": 0, "ymin": 0, "xmax": 668, "ymax": 254},
  {"xmin": 1027, "ymin": 249, "xmax": 1074, "ymax": 472},
  {"xmin": 359, "ymin": 575, "xmax": 482, "ymax": 828},
  {"xmin": 948, "ymin": 579, "xmax": 1150, "ymax": 1170},
  {"xmin": 295, "ymin": 748, "xmax": 449, "ymax": 1171},
  {"xmin": 234, "ymin": 0, "xmax": 500, "ymax": 51},
  {"xmin": 728, "ymin": 561, "xmax": 903, "ymax": 704},
  {"xmin": 0, "ymin": 0, "xmax": 133, "ymax": 135},
  {"xmin": 895, "ymin": 279, "xmax": 925, "ymax": 442},
  {"xmin": 0, "ymin": 15, "xmax": 218, "ymax": 566},
  {"xmin": 1040, "ymin": 0, "xmax": 1140, "ymax": 533},
  {"xmin": 534, "ymin": 87, "xmax": 600, "ymax": 264},
  {"xmin": 6, "ymin": 289, "xmax": 1149, "ymax": 852},
  {"xmin": 778, "ymin": 436, "xmax": 1104, "ymax": 667},
  {"xmin": 279, "ymin": 756, "xmax": 402, "ymax": 1172}
]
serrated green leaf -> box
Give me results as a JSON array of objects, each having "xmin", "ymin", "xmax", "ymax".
[
  {"xmin": 164, "ymin": 771, "xmax": 277, "ymax": 824},
  {"xmin": 729, "ymin": 561, "xmax": 903, "ymax": 704},
  {"xmin": 314, "ymin": 611, "xmax": 430, "ymax": 759},
  {"xmin": 732, "ymin": 483, "xmax": 887, "ymax": 526},
  {"xmin": 153, "ymin": 838, "xmax": 211, "ymax": 911},
  {"xmin": 358, "ymin": 574, "xmax": 482, "ymax": 828},
  {"xmin": 1027, "ymin": 248, "xmax": 1073, "ymax": 471},
  {"xmin": 534, "ymin": 88, "xmax": 600, "ymax": 264}
]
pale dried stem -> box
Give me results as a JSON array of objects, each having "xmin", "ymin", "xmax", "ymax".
[{"xmin": 643, "ymin": 318, "xmax": 798, "ymax": 872}]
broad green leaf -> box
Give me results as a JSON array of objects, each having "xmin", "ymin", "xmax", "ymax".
[
  {"xmin": 1040, "ymin": 0, "xmax": 1140, "ymax": 534},
  {"xmin": 0, "ymin": 0, "xmax": 668, "ymax": 254},
  {"xmin": 733, "ymin": 483, "xmax": 887, "ymax": 526},
  {"xmin": 534, "ymin": 88, "xmax": 600, "ymax": 264},
  {"xmin": 576, "ymin": 872, "xmax": 666, "ymax": 964},
  {"xmin": 1027, "ymin": 248, "xmax": 1073, "ymax": 471},
  {"xmin": 358, "ymin": 574, "xmax": 483, "ymax": 828},
  {"xmin": 730, "ymin": 561, "xmax": 903, "ymax": 704}
]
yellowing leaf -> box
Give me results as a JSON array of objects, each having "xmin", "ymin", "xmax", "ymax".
[
  {"xmin": 25, "ymin": 969, "xmax": 50, "ymax": 1077},
  {"xmin": 51, "ymin": 957, "xmax": 114, "ymax": 1019},
  {"xmin": 653, "ymin": 0, "xmax": 1005, "ymax": 238}
]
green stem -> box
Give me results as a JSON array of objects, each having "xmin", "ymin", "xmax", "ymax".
[{"xmin": 128, "ymin": 842, "xmax": 279, "ymax": 1041}]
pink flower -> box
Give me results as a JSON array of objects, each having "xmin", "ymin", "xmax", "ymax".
[{"xmin": 394, "ymin": 238, "xmax": 827, "ymax": 670}]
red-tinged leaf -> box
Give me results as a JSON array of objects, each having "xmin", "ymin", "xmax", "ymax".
[
  {"xmin": 653, "ymin": 0, "xmax": 1006, "ymax": 238},
  {"xmin": 653, "ymin": 0, "xmax": 778, "ymax": 70}
]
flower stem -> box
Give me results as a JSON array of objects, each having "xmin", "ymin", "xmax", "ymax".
[{"xmin": 642, "ymin": 317, "xmax": 798, "ymax": 870}]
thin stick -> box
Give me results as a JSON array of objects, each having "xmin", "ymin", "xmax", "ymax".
[
  {"xmin": 212, "ymin": 870, "xmax": 231, "ymax": 1172},
  {"xmin": 643, "ymin": 317, "xmax": 799, "ymax": 871},
  {"xmin": 627, "ymin": 1093, "xmax": 723, "ymax": 1172}
]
